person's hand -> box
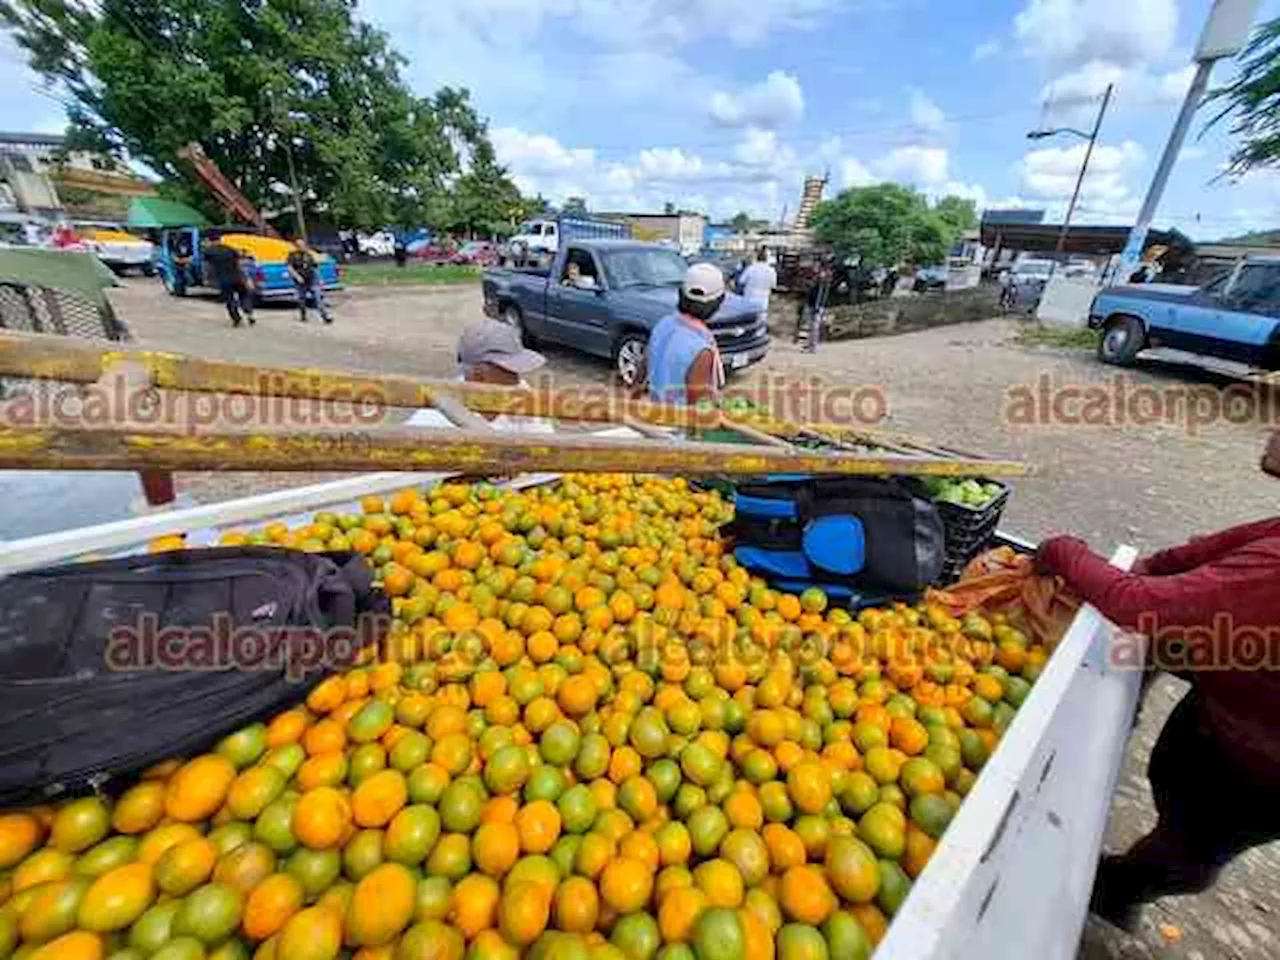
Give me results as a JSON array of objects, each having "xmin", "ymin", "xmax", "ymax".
[{"xmin": 1034, "ymin": 535, "xmax": 1085, "ymax": 575}]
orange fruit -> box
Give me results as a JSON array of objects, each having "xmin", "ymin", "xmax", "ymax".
[
  {"xmin": 599, "ymin": 857, "xmax": 653, "ymax": 913},
  {"xmin": 242, "ymin": 872, "xmax": 305, "ymax": 940},
  {"xmin": 346, "ymin": 862, "xmax": 415, "ymax": 947},
  {"xmin": 294, "ymin": 788, "xmax": 353, "ymax": 850},
  {"xmin": 554, "ymin": 876, "xmax": 600, "ymax": 933},
  {"xmin": 779, "ymin": 865, "xmax": 836, "ymax": 925},
  {"xmin": 499, "ymin": 881, "xmax": 551, "ymax": 946},
  {"xmin": 0, "ymin": 812, "xmax": 41, "ymax": 868},
  {"xmin": 515, "ymin": 801, "xmax": 561, "ymax": 854},
  {"xmin": 164, "ymin": 755, "xmax": 236, "ymax": 823}
]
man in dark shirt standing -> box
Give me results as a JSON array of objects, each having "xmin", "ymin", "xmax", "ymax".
[
  {"xmin": 287, "ymin": 238, "xmax": 332, "ymax": 324},
  {"xmin": 202, "ymin": 234, "xmax": 254, "ymax": 327}
]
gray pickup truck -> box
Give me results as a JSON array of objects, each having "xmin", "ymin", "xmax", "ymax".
[{"xmin": 482, "ymin": 238, "xmax": 770, "ymax": 386}]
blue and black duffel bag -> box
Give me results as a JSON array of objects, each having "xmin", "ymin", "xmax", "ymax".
[{"xmin": 722, "ymin": 476, "xmax": 946, "ymax": 601}]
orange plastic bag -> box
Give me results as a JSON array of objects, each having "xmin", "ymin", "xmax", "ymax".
[{"xmin": 925, "ymin": 547, "xmax": 1080, "ymax": 647}]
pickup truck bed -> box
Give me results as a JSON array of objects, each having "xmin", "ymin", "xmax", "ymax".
[{"xmin": 0, "ymin": 463, "xmax": 1136, "ymax": 959}]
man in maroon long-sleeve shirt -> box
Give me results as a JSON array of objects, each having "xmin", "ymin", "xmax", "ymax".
[{"xmin": 1036, "ymin": 432, "xmax": 1280, "ymax": 930}]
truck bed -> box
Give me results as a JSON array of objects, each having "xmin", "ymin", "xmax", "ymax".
[{"xmin": 0, "ymin": 463, "xmax": 1137, "ymax": 958}]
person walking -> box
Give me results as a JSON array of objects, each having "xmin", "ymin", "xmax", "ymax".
[
  {"xmin": 287, "ymin": 238, "xmax": 332, "ymax": 324},
  {"xmin": 1036, "ymin": 430, "xmax": 1280, "ymax": 931},
  {"xmin": 737, "ymin": 247, "xmax": 777, "ymax": 315},
  {"xmin": 800, "ymin": 262, "xmax": 832, "ymax": 353},
  {"xmin": 202, "ymin": 234, "xmax": 254, "ymax": 328},
  {"xmin": 639, "ymin": 263, "xmax": 726, "ymax": 406}
]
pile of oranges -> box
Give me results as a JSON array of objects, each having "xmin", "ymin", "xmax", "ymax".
[{"xmin": 0, "ymin": 475, "xmax": 1045, "ymax": 960}]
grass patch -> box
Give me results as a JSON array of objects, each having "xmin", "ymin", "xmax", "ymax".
[
  {"xmin": 343, "ymin": 262, "xmax": 481, "ymax": 287},
  {"xmin": 1014, "ymin": 323, "xmax": 1101, "ymax": 350}
]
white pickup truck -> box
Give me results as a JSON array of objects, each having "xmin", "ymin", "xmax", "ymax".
[{"xmin": 0, "ymin": 459, "xmax": 1138, "ymax": 960}]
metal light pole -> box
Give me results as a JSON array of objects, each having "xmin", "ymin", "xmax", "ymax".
[
  {"xmin": 1116, "ymin": 0, "xmax": 1260, "ymax": 280},
  {"xmin": 1028, "ymin": 83, "xmax": 1113, "ymax": 255}
]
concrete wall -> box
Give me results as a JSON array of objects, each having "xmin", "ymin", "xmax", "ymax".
[
  {"xmin": 1036, "ymin": 275, "xmax": 1099, "ymax": 328},
  {"xmin": 767, "ymin": 285, "xmax": 1002, "ymax": 341}
]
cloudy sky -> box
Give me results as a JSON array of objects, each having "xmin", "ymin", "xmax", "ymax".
[{"xmin": 5, "ymin": 0, "xmax": 1280, "ymax": 239}]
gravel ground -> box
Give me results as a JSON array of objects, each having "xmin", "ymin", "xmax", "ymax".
[{"xmin": 102, "ymin": 278, "xmax": 1280, "ymax": 956}]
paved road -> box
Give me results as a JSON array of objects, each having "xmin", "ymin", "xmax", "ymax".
[{"xmin": 102, "ymin": 278, "xmax": 1280, "ymax": 958}]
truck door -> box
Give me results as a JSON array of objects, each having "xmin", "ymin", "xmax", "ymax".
[
  {"xmin": 547, "ymin": 247, "xmax": 612, "ymax": 356},
  {"xmin": 1165, "ymin": 265, "xmax": 1280, "ymax": 363},
  {"xmin": 1219, "ymin": 263, "xmax": 1280, "ymax": 365}
]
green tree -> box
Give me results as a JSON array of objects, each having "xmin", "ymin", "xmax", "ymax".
[
  {"xmin": 563, "ymin": 197, "xmax": 588, "ymax": 215},
  {"xmin": 730, "ymin": 211, "xmax": 753, "ymax": 233},
  {"xmin": 933, "ymin": 195, "xmax": 978, "ymax": 234},
  {"xmin": 1208, "ymin": 17, "xmax": 1280, "ymax": 176},
  {"xmin": 0, "ymin": 0, "xmax": 521, "ymax": 231},
  {"xmin": 810, "ymin": 184, "xmax": 954, "ymax": 267}
]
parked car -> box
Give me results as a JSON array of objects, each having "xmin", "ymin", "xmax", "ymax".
[
  {"xmin": 157, "ymin": 226, "xmax": 340, "ymax": 302},
  {"xmin": 483, "ymin": 238, "xmax": 769, "ymax": 385},
  {"xmin": 71, "ymin": 222, "xmax": 156, "ymax": 276},
  {"xmin": 451, "ymin": 241, "xmax": 500, "ymax": 267},
  {"xmin": 413, "ymin": 242, "xmax": 455, "ymax": 264},
  {"xmin": 1089, "ymin": 255, "xmax": 1280, "ymax": 369},
  {"xmin": 357, "ymin": 230, "xmax": 397, "ymax": 257},
  {"xmin": 913, "ymin": 265, "xmax": 948, "ymax": 292}
]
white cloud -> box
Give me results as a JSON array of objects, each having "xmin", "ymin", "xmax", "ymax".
[
  {"xmin": 1018, "ymin": 139, "xmax": 1146, "ymax": 212},
  {"xmin": 1041, "ymin": 59, "xmax": 1198, "ymax": 116},
  {"xmin": 1014, "ymin": 0, "xmax": 1178, "ymax": 69},
  {"xmin": 877, "ymin": 146, "xmax": 950, "ymax": 186},
  {"xmin": 908, "ymin": 90, "xmax": 946, "ymax": 134},
  {"xmin": 734, "ymin": 128, "xmax": 799, "ymax": 171},
  {"xmin": 709, "ymin": 71, "xmax": 805, "ymax": 128},
  {"xmin": 973, "ymin": 39, "xmax": 1002, "ymax": 61},
  {"xmin": 838, "ymin": 157, "xmax": 876, "ymax": 189},
  {"xmin": 491, "ymin": 126, "xmax": 809, "ymax": 220}
]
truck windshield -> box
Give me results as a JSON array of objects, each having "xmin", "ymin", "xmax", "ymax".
[{"xmin": 602, "ymin": 248, "xmax": 689, "ymax": 288}]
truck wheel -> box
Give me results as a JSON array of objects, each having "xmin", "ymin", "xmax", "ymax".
[
  {"xmin": 141, "ymin": 263, "xmax": 156, "ymax": 278},
  {"xmin": 1098, "ymin": 315, "xmax": 1145, "ymax": 366},
  {"xmin": 615, "ymin": 333, "xmax": 647, "ymax": 387},
  {"xmin": 502, "ymin": 304, "xmax": 537, "ymax": 348}
]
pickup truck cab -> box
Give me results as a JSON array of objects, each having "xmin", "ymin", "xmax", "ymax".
[
  {"xmin": 1089, "ymin": 256, "xmax": 1280, "ymax": 369},
  {"xmin": 483, "ymin": 238, "xmax": 770, "ymax": 386}
]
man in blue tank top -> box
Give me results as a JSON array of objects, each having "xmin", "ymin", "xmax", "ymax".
[{"xmin": 643, "ymin": 263, "xmax": 726, "ymax": 405}]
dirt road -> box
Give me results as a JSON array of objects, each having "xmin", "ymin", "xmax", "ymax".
[{"xmin": 105, "ymin": 278, "xmax": 1280, "ymax": 958}]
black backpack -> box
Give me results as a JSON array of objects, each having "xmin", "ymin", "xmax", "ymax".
[
  {"xmin": 0, "ymin": 547, "xmax": 389, "ymax": 806},
  {"xmin": 723, "ymin": 476, "xmax": 946, "ymax": 601}
]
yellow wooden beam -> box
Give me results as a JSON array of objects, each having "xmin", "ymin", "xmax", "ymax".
[{"xmin": 0, "ymin": 424, "xmax": 1029, "ymax": 477}]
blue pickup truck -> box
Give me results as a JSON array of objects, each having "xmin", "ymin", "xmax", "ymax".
[
  {"xmin": 1088, "ymin": 257, "xmax": 1280, "ymax": 368},
  {"xmin": 482, "ymin": 238, "xmax": 770, "ymax": 386}
]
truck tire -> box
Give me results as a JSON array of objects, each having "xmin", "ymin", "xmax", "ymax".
[
  {"xmin": 141, "ymin": 263, "xmax": 156, "ymax": 278},
  {"xmin": 502, "ymin": 303, "xmax": 537, "ymax": 348},
  {"xmin": 1098, "ymin": 315, "xmax": 1145, "ymax": 366},
  {"xmin": 615, "ymin": 332, "xmax": 647, "ymax": 388}
]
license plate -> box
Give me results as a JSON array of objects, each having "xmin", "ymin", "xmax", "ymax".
[{"xmin": 728, "ymin": 353, "xmax": 748, "ymax": 369}]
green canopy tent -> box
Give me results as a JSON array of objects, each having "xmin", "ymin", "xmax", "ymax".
[{"xmin": 127, "ymin": 196, "xmax": 209, "ymax": 229}]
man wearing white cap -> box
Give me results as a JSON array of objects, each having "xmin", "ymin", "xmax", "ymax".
[
  {"xmin": 406, "ymin": 319, "xmax": 553, "ymax": 433},
  {"xmin": 641, "ymin": 262, "xmax": 726, "ymax": 405}
]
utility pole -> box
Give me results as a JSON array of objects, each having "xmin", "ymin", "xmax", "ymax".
[
  {"xmin": 1056, "ymin": 84, "xmax": 1112, "ymax": 254},
  {"xmin": 1116, "ymin": 0, "xmax": 1259, "ymax": 279}
]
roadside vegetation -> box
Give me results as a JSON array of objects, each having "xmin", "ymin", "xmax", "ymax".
[
  {"xmin": 1014, "ymin": 324, "xmax": 1101, "ymax": 350},
  {"xmin": 343, "ymin": 263, "xmax": 481, "ymax": 287}
]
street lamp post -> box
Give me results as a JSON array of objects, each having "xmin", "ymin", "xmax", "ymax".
[
  {"xmin": 1116, "ymin": 0, "xmax": 1260, "ymax": 280},
  {"xmin": 1028, "ymin": 83, "xmax": 1114, "ymax": 255}
]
